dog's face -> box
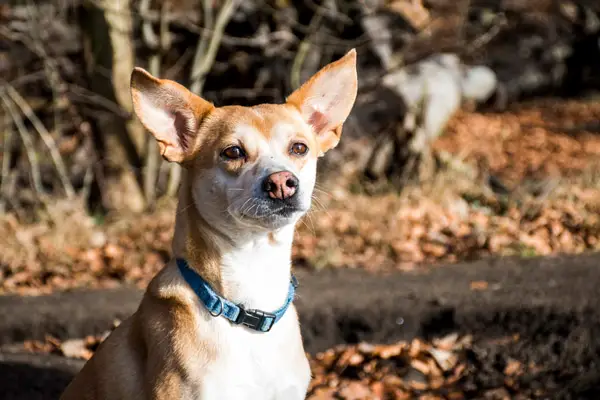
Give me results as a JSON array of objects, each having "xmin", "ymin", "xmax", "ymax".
[{"xmin": 131, "ymin": 50, "xmax": 357, "ymax": 234}]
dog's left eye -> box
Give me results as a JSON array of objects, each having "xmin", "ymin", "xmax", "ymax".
[
  {"xmin": 290, "ymin": 142, "xmax": 308, "ymax": 156},
  {"xmin": 221, "ymin": 146, "xmax": 246, "ymax": 160}
]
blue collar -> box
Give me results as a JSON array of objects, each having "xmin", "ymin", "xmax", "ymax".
[{"xmin": 176, "ymin": 258, "xmax": 298, "ymax": 333}]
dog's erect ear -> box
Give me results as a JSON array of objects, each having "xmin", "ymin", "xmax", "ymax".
[
  {"xmin": 286, "ymin": 49, "xmax": 358, "ymax": 156},
  {"xmin": 130, "ymin": 67, "xmax": 214, "ymax": 163}
]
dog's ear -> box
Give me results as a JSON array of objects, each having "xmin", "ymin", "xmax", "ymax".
[
  {"xmin": 130, "ymin": 68, "xmax": 214, "ymax": 163},
  {"xmin": 286, "ymin": 49, "xmax": 358, "ymax": 156}
]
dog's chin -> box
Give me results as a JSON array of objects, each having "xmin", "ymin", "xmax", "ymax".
[{"xmin": 234, "ymin": 205, "xmax": 307, "ymax": 231}]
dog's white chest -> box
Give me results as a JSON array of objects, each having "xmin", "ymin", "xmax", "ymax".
[{"xmin": 196, "ymin": 312, "xmax": 310, "ymax": 400}]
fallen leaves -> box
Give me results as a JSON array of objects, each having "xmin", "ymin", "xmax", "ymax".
[
  {"xmin": 1, "ymin": 99, "xmax": 600, "ymax": 295},
  {"xmin": 22, "ymin": 333, "xmax": 107, "ymax": 360},
  {"xmin": 302, "ymin": 332, "xmax": 552, "ymax": 399},
  {"xmin": 9, "ymin": 331, "xmax": 550, "ymax": 399},
  {"xmin": 307, "ymin": 335, "xmax": 471, "ymax": 399},
  {"xmin": 433, "ymin": 99, "xmax": 600, "ymax": 186}
]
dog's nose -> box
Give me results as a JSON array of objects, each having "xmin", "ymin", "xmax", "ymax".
[{"xmin": 263, "ymin": 171, "xmax": 299, "ymax": 200}]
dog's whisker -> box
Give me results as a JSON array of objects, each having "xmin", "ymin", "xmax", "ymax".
[
  {"xmin": 312, "ymin": 185, "xmax": 332, "ymax": 197},
  {"xmin": 252, "ymin": 204, "xmax": 262, "ymax": 219},
  {"xmin": 244, "ymin": 199, "xmax": 257, "ymax": 214},
  {"xmin": 311, "ymin": 195, "xmax": 330, "ymax": 215},
  {"xmin": 310, "ymin": 196, "xmax": 325, "ymax": 211},
  {"xmin": 300, "ymin": 219, "xmax": 313, "ymax": 235},
  {"xmin": 306, "ymin": 212, "xmax": 316, "ymax": 234},
  {"xmin": 245, "ymin": 203, "xmax": 258, "ymax": 218},
  {"xmin": 312, "ymin": 192, "xmax": 329, "ymax": 206},
  {"xmin": 235, "ymin": 198, "xmax": 253, "ymax": 215},
  {"xmin": 299, "ymin": 213, "xmax": 315, "ymax": 235}
]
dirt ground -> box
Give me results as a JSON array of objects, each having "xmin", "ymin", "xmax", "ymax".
[{"xmin": 2, "ymin": 252, "xmax": 600, "ymax": 399}]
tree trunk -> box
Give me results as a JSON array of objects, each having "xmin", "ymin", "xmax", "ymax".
[{"xmin": 80, "ymin": 0, "xmax": 146, "ymax": 212}]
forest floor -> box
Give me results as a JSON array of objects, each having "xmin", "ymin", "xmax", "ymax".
[{"xmin": 1, "ymin": 97, "xmax": 599, "ymax": 295}]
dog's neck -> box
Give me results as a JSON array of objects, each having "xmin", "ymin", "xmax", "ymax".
[{"xmin": 171, "ymin": 171, "xmax": 295, "ymax": 311}]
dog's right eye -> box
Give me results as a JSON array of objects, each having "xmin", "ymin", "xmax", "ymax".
[{"xmin": 221, "ymin": 146, "xmax": 246, "ymax": 160}]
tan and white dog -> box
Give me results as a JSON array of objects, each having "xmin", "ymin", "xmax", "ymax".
[{"xmin": 60, "ymin": 49, "xmax": 358, "ymax": 399}]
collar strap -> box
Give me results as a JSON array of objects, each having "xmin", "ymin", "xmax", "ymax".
[{"xmin": 176, "ymin": 258, "xmax": 298, "ymax": 333}]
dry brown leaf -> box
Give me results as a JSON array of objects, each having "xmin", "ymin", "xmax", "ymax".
[
  {"xmin": 338, "ymin": 382, "xmax": 372, "ymax": 400},
  {"xmin": 504, "ymin": 359, "xmax": 522, "ymax": 376},
  {"xmin": 377, "ymin": 344, "xmax": 405, "ymax": 359},
  {"xmin": 470, "ymin": 281, "xmax": 489, "ymax": 291},
  {"xmin": 428, "ymin": 348, "xmax": 458, "ymax": 371},
  {"xmin": 60, "ymin": 338, "xmax": 93, "ymax": 360},
  {"xmin": 411, "ymin": 358, "xmax": 431, "ymax": 375},
  {"xmin": 433, "ymin": 333, "xmax": 459, "ymax": 350}
]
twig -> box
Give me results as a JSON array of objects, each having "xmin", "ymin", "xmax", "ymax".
[
  {"xmin": 1, "ymin": 112, "xmax": 12, "ymax": 191},
  {"xmin": 1, "ymin": 171, "xmax": 24, "ymax": 218},
  {"xmin": 67, "ymin": 85, "xmax": 131, "ymax": 118},
  {"xmin": 2, "ymin": 83, "xmax": 75, "ymax": 199},
  {"xmin": 164, "ymin": 47, "xmax": 194, "ymax": 80},
  {"xmin": 203, "ymin": 87, "xmax": 280, "ymax": 100},
  {"xmin": 290, "ymin": 2, "xmax": 327, "ymax": 90},
  {"xmin": 141, "ymin": 0, "xmax": 171, "ymax": 207},
  {"xmin": 140, "ymin": 0, "xmax": 159, "ymax": 50},
  {"xmin": 179, "ymin": 19, "xmax": 298, "ymax": 48},
  {"xmin": 189, "ymin": 0, "xmax": 215, "ymax": 96},
  {"xmin": 189, "ymin": 0, "xmax": 239, "ymax": 95},
  {"xmin": 0, "ymin": 94, "xmax": 44, "ymax": 198},
  {"xmin": 466, "ymin": 15, "xmax": 507, "ymax": 54},
  {"xmin": 23, "ymin": 3, "xmax": 72, "ymax": 174},
  {"xmin": 0, "ymin": 114, "xmax": 13, "ymax": 213},
  {"xmin": 81, "ymin": 163, "xmax": 94, "ymax": 205}
]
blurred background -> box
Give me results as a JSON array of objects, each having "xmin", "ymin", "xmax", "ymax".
[{"xmin": 1, "ymin": 0, "xmax": 600, "ymax": 399}]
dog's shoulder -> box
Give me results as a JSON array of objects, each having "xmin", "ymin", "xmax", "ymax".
[{"xmin": 140, "ymin": 262, "xmax": 218, "ymax": 366}]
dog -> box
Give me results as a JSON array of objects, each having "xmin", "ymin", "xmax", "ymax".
[
  {"xmin": 381, "ymin": 53, "xmax": 497, "ymax": 151},
  {"xmin": 60, "ymin": 49, "xmax": 358, "ymax": 399}
]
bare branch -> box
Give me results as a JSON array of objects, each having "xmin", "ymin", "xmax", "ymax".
[
  {"xmin": 139, "ymin": 0, "xmax": 159, "ymax": 50},
  {"xmin": 0, "ymin": 94, "xmax": 44, "ymax": 198},
  {"xmin": 291, "ymin": 2, "xmax": 327, "ymax": 90},
  {"xmin": 189, "ymin": 0, "xmax": 215, "ymax": 96},
  {"xmin": 189, "ymin": 0, "xmax": 240, "ymax": 95},
  {"xmin": 1, "ymin": 114, "xmax": 13, "ymax": 205},
  {"xmin": 141, "ymin": 0, "xmax": 172, "ymax": 206},
  {"xmin": 3, "ymin": 82, "xmax": 75, "ymax": 199},
  {"xmin": 465, "ymin": 15, "xmax": 508, "ymax": 54},
  {"xmin": 81, "ymin": 162, "xmax": 94, "ymax": 206},
  {"xmin": 67, "ymin": 85, "xmax": 132, "ymax": 118},
  {"xmin": 102, "ymin": 0, "xmax": 147, "ymax": 159}
]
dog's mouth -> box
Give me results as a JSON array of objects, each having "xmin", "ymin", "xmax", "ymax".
[{"xmin": 234, "ymin": 198, "xmax": 306, "ymax": 226}]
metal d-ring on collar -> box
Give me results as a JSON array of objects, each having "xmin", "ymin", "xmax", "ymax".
[
  {"xmin": 208, "ymin": 297, "xmax": 224, "ymax": 317},
  {"xmin": 176, "ymin": 258, "xmax": 298, "ymax": 333}
]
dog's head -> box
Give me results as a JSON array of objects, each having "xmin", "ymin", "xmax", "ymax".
[{"xmin": 130, "ymin": 50, "xmax": 357, "ymax": 234}]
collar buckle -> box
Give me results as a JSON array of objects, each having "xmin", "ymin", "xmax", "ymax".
[{"xmin": 234, "ymin": 305, "xmax": 276, "ymax": 332}]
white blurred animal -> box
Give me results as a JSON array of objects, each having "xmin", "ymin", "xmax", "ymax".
[{"xmin": 381, "ymin": 53, "xmax": 497, "ymax": 152}]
